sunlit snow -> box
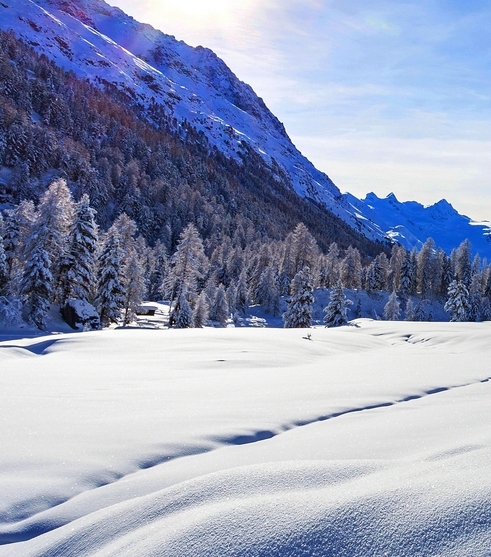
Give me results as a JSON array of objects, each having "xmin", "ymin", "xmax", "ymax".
[{"xmin": 1, "ymin": 320, "xmax": 490, "ymax": 555}]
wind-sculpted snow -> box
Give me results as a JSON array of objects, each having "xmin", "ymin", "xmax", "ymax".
[{"xmin": 1, "ymin": 321, "xmax": 491, "ymax": 555}]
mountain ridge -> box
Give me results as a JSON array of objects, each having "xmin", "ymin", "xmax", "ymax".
[
  {"xmin": 2, "ymin": 0, "xmax": 377, "ymax": 236},
  {"xmin": 357, "ymin": 191, "xmax": 491, "ymax": 256},
  {"xmin": 1, "ymin": 0, "xmax": 490, "ymax": 257}
]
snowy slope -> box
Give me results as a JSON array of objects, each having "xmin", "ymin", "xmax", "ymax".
[
  {"xmin": 346, "ymin": 191, "xmax": 491, "ymax": 257},
  {"xmin": 1, "ymin": 322, "xmax": 491, "ymax": 555},
  {"xmin": 0, "ymin": 0, "xmax": 383, "ymax": 241}
]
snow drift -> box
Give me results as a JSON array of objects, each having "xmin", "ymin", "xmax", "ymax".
[{"xmin": 1, "ymin": 321, "xmax": 491, "ymax": 555}]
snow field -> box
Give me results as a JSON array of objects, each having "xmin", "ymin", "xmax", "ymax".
[{"xmin": 1, "ymin": 320, "xmax": 491, "ymax": 555}]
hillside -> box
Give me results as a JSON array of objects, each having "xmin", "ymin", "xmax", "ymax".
[
  {"xmin": 0, "ymin": 0, "xmax": 385, "ymax": 245},
  {"xmin": 0, "ymin": 29, "xmax": 384, "ymax": 254}
]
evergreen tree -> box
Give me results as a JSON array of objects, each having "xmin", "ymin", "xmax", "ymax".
[
  {"xmin": 122, "ymin": 252, "xmax": 146, "ymax": 326},
  {"xmin": 324, "ymin": 242, "xmax": 340, "ymax": 288},
  {"xmin": 20, "ymin": 245, "xmax": 53, "ymax": 330},
  {"xmin": 413, "ymin": 299, "xmax": 429, "ymax": 321},
  {"xmin": 384, "ymin": 291, "xmax": 401, "ymax": 321},
  {"xmin": 256, "ymin": 266, "xmax": 280, "ymax": 316},
  {"xmin": 355, "ymin": 297, "xmax": 362, "ymax": 318},
  {"xmin": 399, "ymin": 252, "xmax": 413, "ymax": 299},
  {"xmin": 61, "ymin": 194, "xmax": 98, "ymax": 304},
  {"xmin": 404, "ymin": 298, "xmax": 415, "ymax": 321},
  {"xmin": 444, "ymin": 280, "xmax": 470, "ymax": 322},
  {"xmin": 468, "ymin": 273, "xmax": 482, "ymax": 322},
  {"xmin": 439, "ymin": 252, "xmax": 454, "ymax": 297},
  {"xmin": 480, "ymin": 296, "xmax": 491, "ymax": 322},
  {"xmin": 455, "ymin": 239, "xmax": 472, "ymax": 287},
  {"xmin": 0, "ymin": 296, "xmax": 22, "ymax": 327},
  {"xmin": 210, "ymin": 284, "xmax": 229, "ymax": 327},
  {"xmin": 290, "ymin": 223, "xmax": 319, "ymax": 275},
  {"xmin": 96, "ymin": 227, "xmax": 125, "ymax": 327},
  {"xmin": 417, "ymin": 238, "xmax": 436, "ymax": 298},
  {"xmin": 283, "ymin": 267, "xmax": 314, "ymax": 328},
  {"xmin": 3, "ymin": 200, "xmax": 36, "ymax": 295},
  {"xmin": 193, "ymin": 291, "xmax": 209, "ymax": 328},
  {"xmin": 166, "ymin": 224, "xmax": 209, "ymax": 326},
  {"xmin": 174, "ymin": 286, "xmax": 193, "ymax": 329},
  {"xmin": 389, "ymin": 244, "xmax": 405, "ymax": 292},
  {"xmin": 324, "ymin": 282, "xmax": 352, "ymax": 327},
  {"xmin": 27, "ymin": 179, "xmax": 75, "ymax": 303},
  {"xmin": 147, "ymin": 241, "xmax": 168, "ymax": 301},
  {"xmin": 234, "ymin": 270, "xmax": 250, "ymax": 315},
  {"xmin": 0, "ymin": 235, "xmax": 7, "ymax": 296}
]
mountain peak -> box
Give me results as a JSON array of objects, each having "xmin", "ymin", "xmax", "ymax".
[{"xmin": 359, "ymin": 192, "xmax": 490, "ymax": 256}]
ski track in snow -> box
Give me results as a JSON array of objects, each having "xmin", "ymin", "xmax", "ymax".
[{"xmin": 1, "ymin": 368, "xmax": 490, "ymax": 544}]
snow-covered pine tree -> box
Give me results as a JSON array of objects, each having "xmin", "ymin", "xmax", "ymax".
[
  {"xmin": 122, "ymin": 251, "xmax": 146, "ymax": 326},
  {"xmin": 193, "ymin": 291, "xmax": 209, "ymax": 328},
  {"xmin": 388, "ymin": 244, "xmax": 405, "ymax": 292},
  {"xmin": 226, "ymin": 282, "xmax": 238, "ymax": 316},
  {"xmin": 283, "ymin": 267, "xmax": 314, "ymax": 328},
  {"xmin": 413, "ymin": 299, "xmax": 429, "ymax": 321},
  {"xmin": 166, "ymin": 224, "xmax": 209, "ymax": 327},
  {"xmin": 468, "ymin": 273, "xmax": 483, "ymax": 322},
  {"xmin": 234, "ymin": 270, "xmax": 250, "ymax": 315},
  {"xmin": 3, "ymin": 200, "xmax": 36, "ymax": 296},
  {"xmin": 404, "ymin": 298, "xmax": 415, "ymax": 321},
  {"xmin": 371, "ymin": 253, "xmax": 390, "ymax": 291},
  {"xmin": 417, "ymin": 238, "xmax": 437, "ymax": 298},
  {"xmin": 384, "ymin": 291, "xmax": 401, "ymax": 321},
  {"xmin": 96, "ymin": 227, "xmax": 125, "ymax": 327},
  {"xmin": 0, "ymin": 296, "xmax": 22, "ymax": 327},
  {"xmin": 323, "ymin": 281, "xmax": 352, "ymax": 327},
  {"xmin": 355, "ymin": 297, "xmax": 362, "ymax": 318},
  {"xmin": 210, "ymin": 284, "xmax": 229, "ymax": 327},
  {"xmin": 439, "ymin": 252, "xmax": 453, "ymax": 297},
  {"xmin": 256, "ymin": 266, "xmax": 280, "ymax": 316},
  {"xmin": 174, "ymin": 286, "xmax": 193, "ymax": 329},
  {"xmin": 399, "ymin": 252, "xmax": 413, "ymax": 299},
  {"xmin": 0, "ymin": 235, "xmax": 7, "ymax": 296},
  {"xmin": 454, "ymin": 239, "xmax": 472, "ymax": 288},
  {"xmin": 26, "ymin": 179, "xmax": 75, "ymax": 304},
  {"xmin": 61, "ymin": 194, "xmax": 98, "ymax": 304},
  {"xmin": 480, "ymin": 296, "xmax": 491, "ymax": 322},
  {"xmin": 147, "ymin": 241, "xmax": 168, "ymax": 302},
  {"xmin": 20, "ymin": 245, "xmax": 53, "ymax": 330},
  {"xmin": 324, "ymin": 242, "xmax": 340, "ymax": 288},
  {"xmin": 444, "ymin": 280, "xmax": 470, "ymax": 322}
]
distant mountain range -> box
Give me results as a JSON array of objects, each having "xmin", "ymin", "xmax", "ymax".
[
  {"xmin": 1, "ymin": 0, "xmax": 490, "ymax": 256},
  {"xmin": 346, "ymin": 192, "xmax": 491, "ymax": 257}
]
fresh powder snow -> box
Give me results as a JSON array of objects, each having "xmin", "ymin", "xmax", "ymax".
[{"xmin": 1, "ymin": 320, "xmax": 490, "ymax": 555}]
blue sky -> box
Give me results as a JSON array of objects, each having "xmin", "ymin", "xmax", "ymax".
[{"xmin": 111, "ymin": 0, "xmax": 491, "ymax": 220}]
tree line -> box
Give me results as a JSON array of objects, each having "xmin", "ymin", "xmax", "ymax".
[{"xmin": 0, "ymin": 179, "xmax": 488, "ymax": 329}]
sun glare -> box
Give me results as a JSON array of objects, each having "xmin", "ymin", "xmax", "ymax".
[{"xmin": 150, "ymin": 0, "xmax": 254, "ymax": 27}]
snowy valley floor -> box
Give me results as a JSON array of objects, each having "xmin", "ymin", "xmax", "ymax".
[{"xmin": 1, "ymin": 320, "xmax": 491, "ymax": 556}]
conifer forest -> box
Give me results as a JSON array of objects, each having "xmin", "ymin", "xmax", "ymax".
[{"xmin": 0, "ymin": 30, "xmax": 488, "ymax": 330}]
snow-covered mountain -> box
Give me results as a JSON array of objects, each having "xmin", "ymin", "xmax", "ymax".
[
  {"xmin": 0, "ymin": 0, "xmax": 382, "ymax": 241},
  {"xmin": 345, "ymin": 191, "xmax": 491, "ymax": 257},
  {"xmin": 1, "ymin": 0, "xmax": 490, "ymax": 256}
]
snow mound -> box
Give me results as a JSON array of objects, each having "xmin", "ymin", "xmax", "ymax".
[
  {"xmin": 8, "ymin": 457, "xmax": 491, "ymax": 556},
  {"xmin": 1, "ymin": 322, "xmax": 491, "ymax": 555}
]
